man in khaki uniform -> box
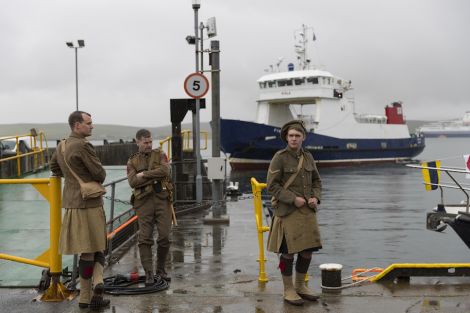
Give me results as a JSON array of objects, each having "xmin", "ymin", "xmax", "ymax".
[
  {"xmin": 266, "ymin": 120, "xmax": 322, "ymax": 306},
  {"xmin": 127, "ymin": 129, "xmax": 173, "ymax": 285},
  {"xmin": 50, "ymin": 111, "xmax": 110, "ymax": 310}
]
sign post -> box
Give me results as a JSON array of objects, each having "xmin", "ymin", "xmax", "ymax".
[{"xmin": 184, "ymin": 72, "xmax": 209, "ymax": 203}]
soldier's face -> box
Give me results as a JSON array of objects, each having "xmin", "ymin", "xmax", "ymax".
[
  {"xmin": 75, "ymin": 114, "xmax": 93, "ymax": 137},
  {"xmin": 286, "ymin": 129, "xmax": 304, "ymax": 151},
  {"xmin": 137, "ymin": 136, "xmax": 153, "ymax": 153}
]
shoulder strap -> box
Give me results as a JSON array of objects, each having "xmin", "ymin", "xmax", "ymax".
[
  {"xmin": 60, "ymin": 140, "xmax": 85, "ymax": 185},
  {"xmin": 282, "ymin": 154, "xmax": 304, "ymax": 190}
]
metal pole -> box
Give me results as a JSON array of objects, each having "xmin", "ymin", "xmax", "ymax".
[
  {"xmin": 107, "ymin": 183, "xmax": 116, "ymax": 262},
  {"xmin": 210, "ymin": 40, "xmax": 223, "ymax": 216},
  {"xmin": 75, "ymin": 47, "xmax": 79, "ymax": 111},
  {"xmin": 194, "ymin": 5, "xmax": 203, "ymax": 203}
]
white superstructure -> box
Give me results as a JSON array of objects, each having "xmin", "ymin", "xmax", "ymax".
[{"xmin": 255, "ymin": 25, "xmax": 411, "ymax": 140}]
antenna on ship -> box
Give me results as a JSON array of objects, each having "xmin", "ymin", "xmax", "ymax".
[
  {"xmin": 294, "ymin": 24, "xmax": 315, "ymax": 70},
  {"xmin": 276, "ymin": 57, "xmax": 284, "ymax": 72}
]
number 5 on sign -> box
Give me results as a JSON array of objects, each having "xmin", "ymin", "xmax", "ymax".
[{"xmin": 184, "ymin": 73, "xmax": 210, "ymax": 99}]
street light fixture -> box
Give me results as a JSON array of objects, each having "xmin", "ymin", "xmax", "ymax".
[{"xmin": 66, "ymin": 40, "xmax": 85, "ymax": 111}]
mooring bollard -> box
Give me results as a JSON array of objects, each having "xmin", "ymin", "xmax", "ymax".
[{"xmin": 319, "ymin": 263, "xmax": 343, "ymax": 293}]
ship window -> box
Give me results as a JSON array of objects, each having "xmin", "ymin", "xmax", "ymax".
[
  {"xmin": 306, "ymin": 77, "xmax": 318, "ymax": 84},
  {"xmin": 346, "ymin": 143, "xmax": 357, "ymax": 149},
  {"xmin": 267, "ymin": 81, "xmax": 276, "ymax": 88},
  {"xmin": 381, "ymin": 142, "xmax": 387, "ymax": 149},
  {"xmin": 259, "ymin": 82, "xmax": 266, "ymax": 89},
  {"xmin": 277, "ymin": 79, "xmax": 293, "ymax": 87},
  {"xmin": 294, "ymin": 78, "xmax": 305, "ymax": 85}
]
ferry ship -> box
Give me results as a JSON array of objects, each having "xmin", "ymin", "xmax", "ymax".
[
  {"xmin": 220, "ymin": 25, "xmax": 425, "ymax": 170},
  {"xmin": 419, "ymin": 112, "xmax": 470, "ymax": 137}
]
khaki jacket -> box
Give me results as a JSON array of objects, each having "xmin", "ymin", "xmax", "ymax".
[
  {"xmin": 126, "ymin": 149, "xmax": 172, "ymax": 202},
  {"xmin": 50, "ymin": 132, "xmax": 106, "ymax": 208},
  {"xmin": 267, "ymin": 147, "xmax": 322, "ymax": 217}
]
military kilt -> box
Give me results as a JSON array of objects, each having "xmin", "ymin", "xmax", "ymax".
[
  {"xmin": 267, "ymin": 205, "xmax": 322, "ymax": 254},
  {"xmin": 59, "ymin": 206, "xmax": 107, "ymax": 255}
]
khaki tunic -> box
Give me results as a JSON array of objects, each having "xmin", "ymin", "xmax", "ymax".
[
  {"xmin": 50, "ymin": 132, "xmax": 107, "ymax": 254},
  {"xmin": 266, "ymin": 147, "xmax": 322, "ymax": 253},
  {"xmin": 126, "ymin": 149, "xmax": 173, "ymax": 248}
]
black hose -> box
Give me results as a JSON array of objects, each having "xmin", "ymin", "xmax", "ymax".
[{"xmin": 103, "ymin": 274, "xmax": 169, "ymax": 295}]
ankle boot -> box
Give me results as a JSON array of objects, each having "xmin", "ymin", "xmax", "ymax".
[
  {"xmin": 295, "ymin": 272, "xmax": 319, "ymax": 301},
  {"xmin": 90, "ymin": 283, "xmax": 110, "ymax": 310},
  {"xmin": 78, "ymin": 277, "xmax": 92, "ymax": 308},
  {"xmin": 281, "ymin": 275, "xmax": 304, "ymax": 306}
]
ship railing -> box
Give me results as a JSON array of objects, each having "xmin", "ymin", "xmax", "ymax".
[
  {"xmin": 0, "ymin": 130, "xmax": 50, "ymax": 177},
  {"xmin": 159, "ymin": 129, "xmax": 208, "ymax": 160},
  {"xmin": 407, "ymin": 164, "xmax": 470, "ymax": 213}
]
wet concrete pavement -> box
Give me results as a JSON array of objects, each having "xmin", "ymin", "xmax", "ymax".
[{"xmin": 1, "ymin": 197, "xmax": 470, "ymax": 313}]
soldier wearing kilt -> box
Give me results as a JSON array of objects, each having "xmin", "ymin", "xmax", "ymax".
[
  {"xmin": 50, "ymin": 111, "xmax": 110, "ymax": 310},
  {"xmin": 266, "ymin": 120, "xmax": 322, "ymax": 306}
]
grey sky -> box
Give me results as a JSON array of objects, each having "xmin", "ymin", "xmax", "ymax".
[{"xmin": 1, "ymin": 0, "xmax": 469, "ymax": 127}]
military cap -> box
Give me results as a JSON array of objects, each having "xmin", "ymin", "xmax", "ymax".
[{"xmin": 280, "ymin": 120, "xmax": 307, "ymax": 142}]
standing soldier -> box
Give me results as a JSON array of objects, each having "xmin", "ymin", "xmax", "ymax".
[
  {"xmin": 50, "ymin": 111, "xmax": 110, "ymax": 310},
  {"xmin": 266, "ymin": 120, "xmax": 322, "ymax": 306},
  {"xmin": 127, "ymin": 129, "xmax": 173, "ymax": 285}
]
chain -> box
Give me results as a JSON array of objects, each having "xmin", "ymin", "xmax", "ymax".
[{"xmin": 103, "ymin": 195, "xmax": 132, "ymax": 206}]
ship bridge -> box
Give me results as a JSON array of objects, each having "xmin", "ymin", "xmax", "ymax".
[{"xmin": 255, "ymin": 69, "xmax": 353, "ymax": 131}]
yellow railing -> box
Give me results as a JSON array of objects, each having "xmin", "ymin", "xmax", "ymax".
[
  {"xmin": 0, "ymin": 130, "xmax": 50, "ymax": 177},
  {"xmin": 251, "ymin": 177, "xmax": 270, "ymax": 282},
  {"xmin": 159, "ymin": 130, "xmax": 208, "ymax": 160},
  {"xmin": 0, "ymin": 177, "xmax": 72, "ymax": 301}
]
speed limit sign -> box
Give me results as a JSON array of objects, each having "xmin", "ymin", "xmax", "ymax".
[{"xmin": 184, "ymin": 73, "xmax": 210, "ymax": 99}]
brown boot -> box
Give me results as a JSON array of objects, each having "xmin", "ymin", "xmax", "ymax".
[
  {"xmin": 295, "ymin": 272, "xmax": 319, "ymax": 301},
  {"xmin": 156, "ymin": 246, "xmax": 171, "ymax": 282},
  {"xmin": 90, "ymin": 283, "xmax": 110, "ymax": 310},
  {"xmin": 282, "ymin": 275, "xmax": 304, "ymax": 306}
]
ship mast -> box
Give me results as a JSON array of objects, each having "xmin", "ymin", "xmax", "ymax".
[{"xmin": 294, "ymin": 24, "xmax": 315, "ymax": 70}]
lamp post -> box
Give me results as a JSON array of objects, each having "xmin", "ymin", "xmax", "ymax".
[
  {"xmin": 192, "ymin": 0, "xmax": 203, "ymax": 203},
  {"xmin": 66, "ymin": 40, "xmax": 85, "ymax": 111}
]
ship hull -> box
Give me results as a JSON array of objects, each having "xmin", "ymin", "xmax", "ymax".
[{"xmin": 221, "ymin": 119, "xmax": 425, "ymax": 170}]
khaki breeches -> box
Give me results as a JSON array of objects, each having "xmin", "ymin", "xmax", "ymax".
[
  {"xmin": 59, "ymin": 206, "xmax": 107, "ymax": 255},
  {"xmin": 135, "ymin": 193, "xmax": 172, "ymax": 248}
]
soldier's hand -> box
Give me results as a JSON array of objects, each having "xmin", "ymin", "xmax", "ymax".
[
  {"xmin": 137, "ymin": 172, "xmax": 144, "ymax": 179},
  {"xmin": 294, "ymin": 197, "xmax": 306, "ymax": 208},
  {"xmin": 308, "ymin": 197, "xmax": 318, "ymax": 209}
]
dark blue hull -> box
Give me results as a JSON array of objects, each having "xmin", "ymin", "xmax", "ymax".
[{"xmin": 220, "ymin": 119, "xmax": 425, "ymax": 170}]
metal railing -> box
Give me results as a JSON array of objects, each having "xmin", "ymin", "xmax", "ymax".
[
  {"xmin": 0, "ymin": 131, "xmax": 50, "ymax": 177},
  {"xmin": 159, "ymin": 129, "xmax": 208, "ymax": 160},
  {"xmin": 407, "ymin": 164, "xmax": 470, "ymax": 213},
  {"xmin": 250, "ymin": 177, "xmax": 270, "ymax": 282},
  {"xmin": 0, "ymin": 177, "xmax": 71, "ymax": 301}
]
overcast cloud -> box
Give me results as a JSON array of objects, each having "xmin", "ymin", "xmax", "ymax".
[{"xmin": 1, "ymin": 0, "xmax": 469, "ymax": 127}]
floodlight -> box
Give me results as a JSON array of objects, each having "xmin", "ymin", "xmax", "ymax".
[
  {"xmin": 66, "ymin": 42, "xmax": 73, "ymax": 48},
  {"xmin": 78, "ymin": 40, "xmax": 85, "ymax": 47}
]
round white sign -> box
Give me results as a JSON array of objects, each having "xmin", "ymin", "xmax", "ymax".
[{"xmin": 184, "ymin": 73, "xmax": 209, "ymax": 99}]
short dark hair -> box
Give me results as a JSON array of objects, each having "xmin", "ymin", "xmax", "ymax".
[
  {"xmin": 136, "ymin": 129, "xmax": 151, "ymax": 140},
  {"xmin": 68, "ymin": 111, "xmax": 91, "ymax": 130}
]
